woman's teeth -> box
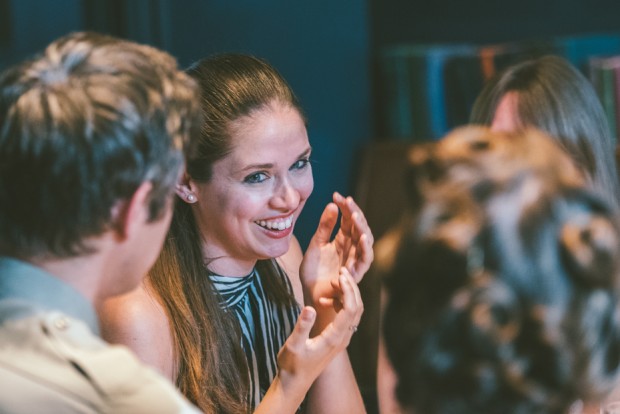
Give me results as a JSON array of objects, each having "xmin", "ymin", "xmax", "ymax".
[{"xmin": 256, "ymin": 216, "xmax": 293, "ymax": 231}]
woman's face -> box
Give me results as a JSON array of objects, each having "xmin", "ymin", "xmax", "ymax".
[
  {"xmin": 191, "ymin": 101, "xmax": 314, "ymax": 276},
  {"xmin": 491, "ymin": 91, "xmax": 520, "ymax": 132}
]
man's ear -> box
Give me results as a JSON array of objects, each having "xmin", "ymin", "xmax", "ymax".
[
  {"xmin": 113, "ymin": 181, "xmax": 153, "ymax": 240},
  {"xmin": 176, "ymin": 172, "xmax": 198, "ymax": 204}
]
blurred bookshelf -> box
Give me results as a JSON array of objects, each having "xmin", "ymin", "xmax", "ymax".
[
  {"xmin": 375, "ymin": 33, "xmax": 620, "ymax": 143},
  {"xmin": 590, "ymin": 55, "xmax": 620, "ymax": 145}
]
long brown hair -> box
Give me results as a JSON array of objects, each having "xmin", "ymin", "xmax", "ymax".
[
  {"xmin": 148, "ymin": 54, "xmax": 302, "ymax": 413},
  {"xmin": 470, "ymin": 55, "xmax": 620, "ymax": 209}
]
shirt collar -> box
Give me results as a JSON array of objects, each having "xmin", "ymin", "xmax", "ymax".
[{"xmin": 0, "ymin": 256, "xmax": 99, "ymax": 335}]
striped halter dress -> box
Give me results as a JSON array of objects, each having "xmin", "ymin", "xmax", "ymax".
[{"xmin": 209, "ymin": 265, "xmax": 300, "ymax": 410}]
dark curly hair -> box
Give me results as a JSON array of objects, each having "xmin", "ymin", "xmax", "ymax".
[{"xmin": 383, "ymin": 126, "xmax": 620, "ymax": 414}]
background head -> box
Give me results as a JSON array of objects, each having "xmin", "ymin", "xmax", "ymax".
[
  {"xmin": 383, "ymin": 126, "xmax": 620, "ymax": 413},
  {"xmin": 183, "ymin": 53, "xmax": 304, "ymax": 182},
  {"xmin": 470, "ymin": 55, "xmax": 619, "ymax": 206},
  {"xmin": 0, "ymin": 31, "xmax": 201, "ymax": 259}
]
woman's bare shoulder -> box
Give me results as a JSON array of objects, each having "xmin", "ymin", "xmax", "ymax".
[
  {"xmin": 99, "ymin": 282, "xmax": 166, "ymax": 338},
  {"xmin": 99, "ymin": 281, "xmax": 176, "ymax": 380}
]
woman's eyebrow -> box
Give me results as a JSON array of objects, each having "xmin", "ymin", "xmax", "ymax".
[{"xmin": 237, "ymin": 147, "xmax": 312, "ymax": 173}]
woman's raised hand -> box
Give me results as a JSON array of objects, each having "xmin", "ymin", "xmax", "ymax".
[
  {"xmin": 300, "ymin": 192, "xmax": 373, "ymax": 330},
  {"xmin": 274, "ymin": 268, "xmax": 362, "ymax": 404}
]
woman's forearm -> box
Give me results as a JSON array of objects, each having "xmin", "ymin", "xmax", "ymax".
[{"xmin": 304, "ymin": 350, "xmax": 366, "ymax": 414}]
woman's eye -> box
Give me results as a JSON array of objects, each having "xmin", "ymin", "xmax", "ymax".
[
  {"xmin": 244, "ymin": 172, "xmax": 268, "ymax": 184},
  {"xmin": 291, "ymin": 158, "xmax": 310, "ymax": 171}
]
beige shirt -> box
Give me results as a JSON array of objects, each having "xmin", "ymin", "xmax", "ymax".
[{"xmin": 0, "ymin": 257, "xmax": 200, "ymax": 414}]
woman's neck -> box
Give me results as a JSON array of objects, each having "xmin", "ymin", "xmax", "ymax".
[
  {"xmin": 199, "ymin": 237, "xmax": 260, "ymax": 277},
  {"xmin": 204, "ymin": 256, "xmax": 258, "ymax": 277}
]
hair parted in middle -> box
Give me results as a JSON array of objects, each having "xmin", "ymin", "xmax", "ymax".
[{"xmin": 470, "ymin": 55, "xmax": 620, "ymax": 209}]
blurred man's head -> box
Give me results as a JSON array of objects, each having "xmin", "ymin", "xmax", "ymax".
[{"xmin": 0, "ymin": 31, "xmax": 201, "ymax": 293}]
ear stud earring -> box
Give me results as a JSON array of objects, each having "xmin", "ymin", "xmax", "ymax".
[{"xmin": 187, "ymin": 193, "xmax": 197, "ymax": 203}]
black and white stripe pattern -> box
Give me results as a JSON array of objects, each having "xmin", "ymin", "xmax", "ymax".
[{"xmin": 209, "ymin": 267, "xmax": 299, "ymax": 410}]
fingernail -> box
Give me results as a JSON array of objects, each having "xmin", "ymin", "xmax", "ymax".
[{"xmin": 302, "ymin": 307, "xmax": 315, "ymax": 321}]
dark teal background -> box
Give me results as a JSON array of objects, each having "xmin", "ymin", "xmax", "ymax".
[
  {"xmin": 2, "ymin": 0, "xmax": 620, "ymax": 248},
  {"xmin": 0, "ymin": 0, "xmax": 372, "ymax": 248}
]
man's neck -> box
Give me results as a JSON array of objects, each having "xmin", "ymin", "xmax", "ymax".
[{"xmin": 27, "ymin": 253, "xmax": 106, "ymax": 305}]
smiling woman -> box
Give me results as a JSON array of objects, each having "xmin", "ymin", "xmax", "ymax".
[
  {"xmin": 99, "ymin": 53, "xmax": 373, "ymax": 414},
  {"xmin": 190, "ymin": 102, "xmax": 314, "ymax": 275}
]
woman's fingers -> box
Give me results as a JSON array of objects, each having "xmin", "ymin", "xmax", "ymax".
[
  {"xmin": 351, "ymin": 233, "xmax": 374, "ymax": 279},
  {"xmin": 348, "ymin": 197, "xmax": 374, "ymax": 247},
  {"xmin": 287, "ymin": 306, "xmax": 316, "ymax": 348},
  {"xmin": 345, "ymin": 215, "xmax": 374, "ymax": 281},
  {"xmin": 341, "ymin": 269, "xmax": 363, "ymax": 323},
  {"xmin": 333, "ymin": 192, "xmax": 353, "ymax": 238},
  {"xmin": 331, "ymin": 270, "xmax": 362, "ymax": 331},
  {"xmin": 277, "ymin": 273, "xmax": 364, "ymax": 389},
  {"xmin": 311, "ymin": 202, "xmax": 339, "ymax": 247},
  {"xmin": 277, "ymin": 307, "xmax": 317, "ymax": 375},
  {"xmin": 313, "ymin": 269, "xmax": 363, "ymax": 342},
  {"xmin": 317, "ymin": 276, "xmax": 344, "ymax": 310}
]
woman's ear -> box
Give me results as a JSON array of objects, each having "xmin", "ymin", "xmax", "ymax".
[{"xmin": 176, "ymin": 172, "xmax": 198, "ymax": 204}]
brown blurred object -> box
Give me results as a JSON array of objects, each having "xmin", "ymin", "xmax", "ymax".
[
  {"xmin": 348, "ymin": 141, "xmax": 415, "ymax": 413},
  {"xmin": 349, "ymin": 139, "xmax": 620, "ymax": 413}
]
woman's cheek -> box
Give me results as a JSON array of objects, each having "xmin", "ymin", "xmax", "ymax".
[{"xmin": 300, "ymin": 173, "xmax": 314, "ymax": 201}]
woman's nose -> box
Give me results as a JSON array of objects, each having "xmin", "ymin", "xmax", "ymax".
[{"xmin": 270, "ymin": 179, "xmax": 300, "ymax": 211}]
